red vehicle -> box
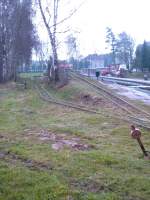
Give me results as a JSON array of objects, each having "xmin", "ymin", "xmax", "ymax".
[
  {"xmin": 101, "ymin": 64, "xmax": 126, "ymax": 77},
  {"xmin": 101, "ymin": 68, "xmax": 110, "ymax": 76}
]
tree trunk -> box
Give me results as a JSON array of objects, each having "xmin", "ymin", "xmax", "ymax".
[
  {"xmin": 0, "ymin": 32, "xmax": 7, "ymax": 83},
  {"xmin": 0, "ymin": 55, "xmax": 4, "ymax": 82}
]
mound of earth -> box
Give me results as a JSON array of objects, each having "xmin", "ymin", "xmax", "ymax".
[{"xmin": 74, "ymin": 92, "xmax": 113, "ymax": 108}]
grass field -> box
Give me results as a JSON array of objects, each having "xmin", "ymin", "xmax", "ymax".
[
  {"xmin": 126, "ymin": 72, "xmax": 150, "ymax": 79},
  {"xmin": 18, "ymin": 72, "xmax": 43, "ymax": 78},
  {"xmin": 0, "ymin": 80, "xmax": 150, "ymax": 200}
]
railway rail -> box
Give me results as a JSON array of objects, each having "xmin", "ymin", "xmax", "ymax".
[
  {"xmin": 70, "ymin": 72, "xmax": 150, "ymax": 120},
  {"xmin": 17, "ymin": 75, "xmax": 150, "ymax": 129},
  {"xmin": 34, "ymin": 81, "xmax": 150, "ymax": 130},
  {"xmin": 69, "ymin": 72, "xmax": 150, "ymax": 129},
  {"xmin": 35, "ymin": 83, "xmax": 104, "ymax": 115}
]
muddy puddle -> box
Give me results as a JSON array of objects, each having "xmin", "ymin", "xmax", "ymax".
[{"xmin": 108, "ymin": 84, "xmax": 150, "ymax": 105}]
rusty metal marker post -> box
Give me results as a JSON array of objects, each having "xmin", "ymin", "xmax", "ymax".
[
  {"xmin": 130, "ymin": 125, "xmax": 148, "ymax": 157},
  {"xmin": 136, "ymin": 137, "xmax": 148, "ymax": 157}
]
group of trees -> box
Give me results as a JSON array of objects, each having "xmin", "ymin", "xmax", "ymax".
[
  {"xmin": 65, "ymin": 34, "xmax": 82, "ymax": 69},
  {"xmin": 106, "ymin": 27, "xmax": 150, "ymax": 72},
  {"xmin": 65, "ymin": 34, "xmax": 78, "ymax": 60},
  {"xmin": 105, "ymin": 27, "xmax": 134, "ymax": 69},
  {"xmin": 0, "ymin": 0, "xmax": 37, "ymax": 83},
  {"xmin": 1, "ymin": 0, "xmax": 150, "ymax": 84},
  {"xmin": 0, "ymin": 0, "xmax": 84, "ymax": 83}
]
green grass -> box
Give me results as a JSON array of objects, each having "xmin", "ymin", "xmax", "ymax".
[
  {"xmin": 19, "ymin": 72, "xmax": 43, "ymax": 78},
  {"xmin": 0, "ymin": 81, "xmax": 150, "ymax": 200},
  {"xmin": 45, "ymin": 79, "xmax": 104, "ymax": 101},
  {"xmin": 126, "ymin": 71, "xmax": 150, "ymax": 79}
]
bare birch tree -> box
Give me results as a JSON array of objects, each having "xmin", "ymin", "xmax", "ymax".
[
  {"xmin": 37, "ymin": 0, "xmax": 85, "ymax": 82},
  {"xmin": 37, "ymin": 0, "xmax": 59, "ymax": 81}
]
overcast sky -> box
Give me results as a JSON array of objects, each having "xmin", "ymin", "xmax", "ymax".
[{"xmin": 37, "ymin": 0, "xmax": 150, "ymax": 58}]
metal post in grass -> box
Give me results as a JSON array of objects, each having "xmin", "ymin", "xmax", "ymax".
[{"xmin": 130, "ymin": 125, "xmax": 148, "ymax": 157}]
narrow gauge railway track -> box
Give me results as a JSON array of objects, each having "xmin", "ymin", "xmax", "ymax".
[
  {"xmin": 35, "ymin": 84, "xmax": 104, "ymax": 115},
  {"xmin": 70, "ymin": 72, "xmax": 150, "ymax": 121},
  {"xmin": 35, "ymin": 83, "xmax": 150, "ymax": 130}
]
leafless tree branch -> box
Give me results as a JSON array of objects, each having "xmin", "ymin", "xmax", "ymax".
[{"xmin": 50, "ymin": 0, "xmax": 86, "ymax": 28}]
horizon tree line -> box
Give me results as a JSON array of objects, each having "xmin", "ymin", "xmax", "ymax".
[
  {"xmin": 105, "ymin": 27, "xmax": 150, "ymax": 72},
  {"xmin": 1, "ymin": 1, "xmax": 150, "ymax": 84},
  {"xmin": 105, "ymin": 27, "xmax": 134, "ymax": 70}
]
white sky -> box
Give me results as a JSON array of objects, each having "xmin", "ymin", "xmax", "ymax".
[{"xmin": 36, "ymin": 0, "xmax": 150, "ymax": 59}]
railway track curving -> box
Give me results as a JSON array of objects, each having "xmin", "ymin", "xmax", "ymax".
[
  {"xmin": 35, "ymin": 84, "xmax": 104, "ymax": 115},
  {"xmin": 34, "ymin": 81, "xmax": 150, "ymax": 130}
]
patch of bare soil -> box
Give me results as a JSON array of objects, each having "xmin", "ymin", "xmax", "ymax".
[
  {"xmin": 15, "ymin": 94, "xmax": 29, "ymax": 103},
  {"xmin": 0, "ymin": 135, "xmax": 5, "ymax": 139},
  {"xmin": 0, "ymin": 134, "xmax": 11, "ymax": 141},
  {"xmin": 0, "ymin": 151, "xmax": 52, "ymax": 171},
  {"xmin": 0, "ymin": 83, "xmax": 17, "ymax": 101},
  {"xmin": 74, "ymin": 92, "xmax": 115, "ymax": 108},
  {"xmin": 0, "ymin": 82, "xmax": 16, "ymax": 90},
  {"xmin": 25, "ymin": 129, "xmax": 93, "ymax": 151},
  {"xmin": 70, "ymin": 179, "xmax": 111, "ymax": 193}
]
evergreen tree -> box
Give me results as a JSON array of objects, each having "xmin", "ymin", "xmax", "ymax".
[
  {"xmin": 134, "ymin": 41, "xmax": 150, "ymax": 72},
  {"xmin": 141, "ymin": 40, "xmax": 150, "ymax": 71},
  {"xmin": 134, "ymin": 44, "xmax": 142, "ymax": 70}
]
